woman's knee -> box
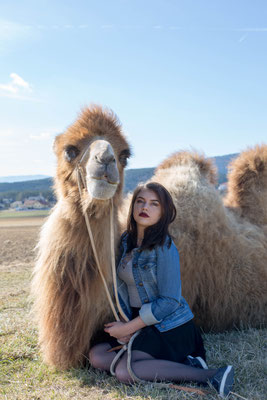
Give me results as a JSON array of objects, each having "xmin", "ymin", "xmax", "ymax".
[
  {"xmin": 88, "ymin": 346, "xmax": 102, "ymax": 369},
  {"xmin": 89, "ymin": 344, "xmax": 110, "ymax": 369}
]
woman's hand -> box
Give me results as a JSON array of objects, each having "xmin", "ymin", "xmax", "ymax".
[
  {"xmin": 104, "ymin": 321, "xmax": 130, "ymax": 339},
  {"xmin": 104, "ymin": 316, "xmax": 146, "ymax": 340},
  {"xmin": 119, "ymin": 334, "xmax": 133, "ymax": 344}
]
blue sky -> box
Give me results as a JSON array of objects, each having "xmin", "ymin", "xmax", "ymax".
[{"xmin": 0, "ymin": 0, "xmax": 267, "ymax": 176}]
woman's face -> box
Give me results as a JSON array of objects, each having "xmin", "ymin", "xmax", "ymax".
[{"xmin": 133, "ymin": 189, "xmax": 162, "ymax": 229}]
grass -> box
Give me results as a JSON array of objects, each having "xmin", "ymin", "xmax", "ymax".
[
  {"xmin": 0, "ymin": 261, "xmax": 266, "ymax": 400},
  {"xmin": 0, "ymin": 210, "xmax": 50, "ymax": 219}
]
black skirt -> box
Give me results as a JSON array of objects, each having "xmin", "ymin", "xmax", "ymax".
[
  {"xmin": 103, "ymin": 308, "xmax": 206, "ymax": 364},
  {"xmin": 131, "ymin": 319, "xmax": 206, "ymax": 363}
]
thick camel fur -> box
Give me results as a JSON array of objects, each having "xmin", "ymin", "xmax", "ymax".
[
  {"xmin": 151, "ymin": 147, "xmax": 267, "ymax": 331},
  {"xmin": 224, "ymin": 145, "xmax": 267, "ymax": 226},
  {"xmin": 32, "ymin": 104, "xmax": 267, "ymax": 368},
  {"xmin": 31, "ymin": 106, "xmax": 131, "ymax": 369}
]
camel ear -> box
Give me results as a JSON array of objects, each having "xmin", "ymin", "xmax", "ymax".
[
  {"xmin": 64, "ymin": 145, "xmax": 80, "ymax": 162},
  {"xmin": 119, "ymin": 149, "xmax": 131, "ymax": 167},
  {"xmin": 53, "ymin": 134, "xmax": 62, "ymax": 154}
]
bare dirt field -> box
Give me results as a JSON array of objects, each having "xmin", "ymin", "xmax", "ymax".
[
  {"xmin": 0, "ymin": 218, "xmax": 266, "ymax": 400},
  {"xmin": 0, "ymin": 216, "xmax": 45, "ymax": 228},
  {"xmin": 0, "ymin": 223, "xmax": 41, "ymax": 265}
]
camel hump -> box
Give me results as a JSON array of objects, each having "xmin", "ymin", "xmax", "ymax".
[
  {"xmin": 156, "ymin": 151, "xmax": 217, "ymax": 185},
  {"xmin": 224, "ymin": 144, "xmax": 267, "ymax": 225}
]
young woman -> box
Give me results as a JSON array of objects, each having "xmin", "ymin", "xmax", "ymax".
[{"xmin": 89, "ymin": 182, "xmax": 234, "ymax": 397}]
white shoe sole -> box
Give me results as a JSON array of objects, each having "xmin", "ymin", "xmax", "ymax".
[
  {"xmin": 195, "ymin": 356, "xmax": 208, "ymax": 369},
  {"xmin": 219, "ymin": 365, "xmax": 234, "ymax": 397},
  {"xmin": 187, "ymin": 355, "xmax": 208, "ymax": 369}
]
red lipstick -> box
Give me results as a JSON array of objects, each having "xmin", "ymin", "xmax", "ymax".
[{"xmin": 139, "ymin": 212, "xmax": 149, "ymax": 218}]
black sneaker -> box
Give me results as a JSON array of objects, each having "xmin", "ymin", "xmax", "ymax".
[
  {"xmin": 210, "ymin": 365, "xmax": 234, "ymax": 397},
  {"xmin": 186, "ymin": 355, "xmax": 208, "ymax": 369}
]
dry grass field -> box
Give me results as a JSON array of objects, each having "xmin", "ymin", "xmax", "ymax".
[{"xmin": 0, "ymin": 217, "xmax": 266, "ymax": 400}]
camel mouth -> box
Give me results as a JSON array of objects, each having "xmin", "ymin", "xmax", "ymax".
[
  {"xmin": 86, "ymin": 176, "xmax": 119, "ymax": 200},
  {"xmin": 91, "ymin": 176, "xmax": 119, "ymax": 186}
]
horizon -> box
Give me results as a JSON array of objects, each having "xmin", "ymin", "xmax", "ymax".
[
  {"xmin": 0, "ymin": 151, "xmax": 238, "ymax": 183},
  {"xmin": 1, "ymin": 1, "xmax": 266, "ymax": 176}
]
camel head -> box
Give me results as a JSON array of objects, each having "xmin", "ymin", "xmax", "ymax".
[{"xmin": 53, "ymin": 106, "xmax": 131, "ymax": 210}]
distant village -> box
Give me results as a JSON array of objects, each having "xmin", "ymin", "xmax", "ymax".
[
  {"xmin": 0, "ymin": 194, "xmax": 55, "ymax": 211},
  {"xmin": 0, "ymin": 183, "xmax": 228, "ymax": 212}
]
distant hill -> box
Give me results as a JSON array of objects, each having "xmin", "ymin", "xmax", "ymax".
[
  {"xmin": 124, "ymin": 168, "xmax": 155, "ymax": 193},
  {"xmin": 0, "ymin": 153, "xmax": 238, "ymax": 200},
  {"xmin": 124, "ymin": 153, "xmax": 238, "ymax": 192},
  {"xmin": 0, "ymin": 175, "xmax": 50, "ymax": 183},
  {"xmin": 210, "ymin": 153, "xmax": 238, "ymax": 184},
  {"xmin": 0, "ymin": 178, "xmax": 54, "ymax": 201},
  {"xmin": 0, "ymin": 178, "xmax": 53, "ymax": 193}
]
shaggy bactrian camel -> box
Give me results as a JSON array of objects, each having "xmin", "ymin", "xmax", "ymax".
[
  {"xmin": 150, "ymin": 146, "xmax": 267, "ymax": 331},
  {"xmin": 32, "ymin": 106, "xmax": 131, "ymax": 369},
  {"xmin": 32, "ymin": 104, "xmax": 267, "ymax": 369}
]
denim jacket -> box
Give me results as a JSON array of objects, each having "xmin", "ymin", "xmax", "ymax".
[{"xmin": 116, "ymin": 232, "xmax": 194, "ymax": 332}]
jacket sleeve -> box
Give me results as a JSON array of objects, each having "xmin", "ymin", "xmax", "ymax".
[{"xmin": 139, "ymin": 241, "xmax": 182, "ymax": 326}]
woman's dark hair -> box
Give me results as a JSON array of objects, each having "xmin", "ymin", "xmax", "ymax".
[{"xmin": 126, "ymin": 182, "xmax": 176, "ymax": 251}]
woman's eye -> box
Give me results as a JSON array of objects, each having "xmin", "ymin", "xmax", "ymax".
[
  {"xmin": 136, "ymin": 199, "xmax": 143, "ymax": 204},
  {"xmin": 152, "ymin": 202, "xmax": 159, "ymax": 206}
]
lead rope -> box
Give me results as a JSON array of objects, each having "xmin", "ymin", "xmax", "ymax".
[
  {"xmin": 76, "ymin": 166, "xmax": 119, "ymax": 321},
  {"xmin": 76, "ymin": 164, "xmax": 143, "ymax": 381},
  {"xmin": 109, "ymin": 198, "xmax": 149, "ymax": 381},
  {"xmin": 76, "ymin": 165, "xmax": 138, "ymax": 380},
  {"xmin": 109, "ymin": 199, "xmax": 129, "ymax": 323},
  {"xmin": 76, "ymin": 165, "xmax": 208, "ymax": 396}
]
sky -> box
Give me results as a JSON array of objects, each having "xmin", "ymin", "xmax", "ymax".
[{"xmin": 0, "ymin": 0, "xmax": 267, "ymax": 177}]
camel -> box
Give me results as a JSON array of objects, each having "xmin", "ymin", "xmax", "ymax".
[
  {"xmin": 31, "ymin": 106, "xmax": 131, "ymax": 369},
  {"xmin": 150, "ymin": 147, "xmax": 267, "ymax": 331},
  {"xmin": 32, "ymin": 104, "xmax": 267, "ymax": 369}
]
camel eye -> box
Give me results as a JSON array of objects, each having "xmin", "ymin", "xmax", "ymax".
[
  {"xmin": 64, "ymin": 145, "xmax": 80, "ymax": 162},
  {"xmin": 119, "ymin": 149, "xmax": 131, "ymax": 167}
]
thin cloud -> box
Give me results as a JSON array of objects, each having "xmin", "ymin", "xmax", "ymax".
[
  {"xmin": 238, "ymin": 34, "xmax": 248, "ymax": 43},
  {"xmin": 101, "ymin": 25, "xmax": 114, "ymax": 29},
  {"xmin": 30, "ymin": 129, "xmax": 59, "ymax": 141},
  {"xmin": 0, "ymin": 127, "xmax": 17, "ymax": 138},
  {"xmin": 30, "ymin": 132, "xmax": 52, "ymax": 140},
  {"xmin": 233, "ymin": 27, "xmax": 267, "ymax": 32},
  {"xmin": 0, "ymin": 139, "xmax": 21, "ymax": 147},
  {"xmin": 0, "ymin": 19, "xmax": 32, "ymax": 41},
  {"xmin": 11, "ymin": 73, "xmax": 32, "ymax": 91},
  {"xmin": 169, "ymin": 26, "xmax": 182, "ymax": 30},
  {"xmin": 0, "ymin": 73, "xmax": 34, "ymax": 100}
]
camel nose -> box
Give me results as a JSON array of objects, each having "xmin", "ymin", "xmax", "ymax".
[
  {"xmin": 91, "ymin": 140, "xmax": 116, "ymax": 166},
  {"xmin": 95, "ymin": 153, "xmax": 115, "ymax": 166},
  {"xmin": 86, "ymin": 139, "xmax": 119, "ymax": 184}
]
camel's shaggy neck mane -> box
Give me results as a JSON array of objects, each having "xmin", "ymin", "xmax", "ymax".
[
  {"xmin": 32, "ymin": 106, "xmax": 130, "ymax": 368},
  {"xmin": 224, "ymin": 145, "xmax": 267, "ymax": 225}
]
